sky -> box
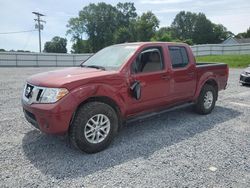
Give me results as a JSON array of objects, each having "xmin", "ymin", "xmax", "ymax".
[{"xmin": 0, "ymin": 0, "xmax": 250, "ymax": 52}]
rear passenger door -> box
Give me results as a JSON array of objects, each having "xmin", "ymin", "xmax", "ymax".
[{"xmin": 168, "ymin": 46, "xmax": 196, "ymax": 101}]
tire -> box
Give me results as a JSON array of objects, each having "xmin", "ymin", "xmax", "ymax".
[
  {"xmin": 69, "ymin": 102, "xmax": 118, "ymax": 153},
  {"xmin": 194, "ymin": 84, "xmax": 217, "ymax": 115}
]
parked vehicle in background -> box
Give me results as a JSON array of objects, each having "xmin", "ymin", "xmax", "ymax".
[
  {"xmin": 240, "ymin": 67, "xmax": 250, "ymax": 86},
  {"xmin": 22, "ymin": 42, "xmax": 229, "ymax": 153}
]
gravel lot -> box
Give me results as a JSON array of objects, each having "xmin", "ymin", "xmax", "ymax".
[{"xmin": 0, "ymin": 67, "xmax": 249, "ymax": 187}]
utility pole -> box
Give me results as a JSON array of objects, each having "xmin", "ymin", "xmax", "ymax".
[{"xmin": 32, "ymin": 12, "xmax": 45, "ymax": 53}]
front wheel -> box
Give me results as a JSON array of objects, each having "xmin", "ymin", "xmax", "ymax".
[
  {"xmin": 69, "ymin": 102, "xmax": 118, "ymax": 153},
  {"xmin": 194, "ymin": 84, "xmax": 217, "ymax": 115}
]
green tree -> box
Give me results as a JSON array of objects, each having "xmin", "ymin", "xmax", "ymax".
[
  {"xmin": 192, "ymin": 13, "xmax": 214, "ymax": 44},
  {"xmin": 151, "ymin": 27, "xmax": 173, "ymax": 42},
  {"xmin": 66, "ymin": 17, "xmax": 86, "ymax": 41},
  {"xmin": 244, "ymin": 27, "xmax": 250, "ymax": 37},
  {"xmin": 43, "ymin": 36, "xmax": 67, "ymax": 53},
  {"xmin": 236, "ymin": 27, "xmax": 250, "ymax": 38},
  {"xmin": 171, "ymin": 11, "xmax": 197, "ymax": 40},
  {"xmin": 172, "ymin": 11, "xmax": 232, "ymax": 44},
  {"xmin": 212, "ymin": 24, "xmax": 233, "ymax": 43},
  {"xmin": 67, "ymin": 2, "xmax": 138, "ymax": 52},
  {"xmin": 114, "ymin": 27, "xmax": 133, "ymax": 43},
  {"xmin": 116, "ymin": 2, "xmax": 137, "ymax": 27},
  {"xmin": 71, "ymin": 39, "xmax": 90, "ymax": 53},
  {"xmin": 136, "ymin": 11, "xmax": 159, "ymax": 41},
  {"xmin": 16, "ymin": 50, "xmax": 31, "ymax": 52},
  {"xmin": 0, "ymin": 49, "xmax": 6, "ymax": 52},
  {"xmin": 182, "ymin": 39, "xmax": 193, "ymax": 45},
  {"xmin": 67, "ymin": 3, "xmax": 120, "ymax": 53},
  {"xmin": 245, "ymin": 27, "xmax": 250, "ymax": 37},
  {"xmin": 114, "ymin": 2, "xmax": 137, "ymax": 43}
]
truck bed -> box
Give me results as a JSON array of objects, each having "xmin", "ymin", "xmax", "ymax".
[{"xmin": 196, "ymin": 62, "xmax": 228, "ymax": 91}]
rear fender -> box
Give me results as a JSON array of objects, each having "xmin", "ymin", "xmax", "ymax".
[{"xmin": 193, "ymin": 72, "xmax": 218, "ymax": 101}]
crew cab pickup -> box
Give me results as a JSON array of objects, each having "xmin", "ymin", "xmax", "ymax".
[{"xmin": 22, "ymin": 42, "xmax": 228, "ymax": 153}]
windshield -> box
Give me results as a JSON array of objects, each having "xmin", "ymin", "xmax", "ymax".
[{"xmin": 82, "ymin": 45, "xmax": 139, "ymax": 70}]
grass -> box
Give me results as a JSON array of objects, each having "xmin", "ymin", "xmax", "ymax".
[{"xmin": 196, "ymin": 54, "xmax": 250, "ymax": 68}]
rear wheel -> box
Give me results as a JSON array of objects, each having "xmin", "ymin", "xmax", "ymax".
[
  {"xmin": 69, "ymin": 102, "xmax": 118, "ymax": 153},
  {"xmin": 195, "ymin": 84, "xmax": 216, "ymax": 115}
]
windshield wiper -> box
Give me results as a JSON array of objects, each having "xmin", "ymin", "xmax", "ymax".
[{"xmin": 81, "ymin": 65, "xmax": 106, "ymax": 70}]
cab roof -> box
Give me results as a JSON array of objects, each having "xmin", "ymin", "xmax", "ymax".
[{"xmin": 113, "ymin": 41, "xmax": 187, "ymax": 47}]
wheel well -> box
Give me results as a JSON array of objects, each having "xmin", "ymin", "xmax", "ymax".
[
  {"xmin": 84, "ymin": 96, "xmax": 121, "ymax": 116},
  {"xmin": 71, "ymin": 96, "xmax": 123, "ymax": 129},
  {"xmin": 204, "ymin": 79, "xmax": 218, "ymax": 99}
]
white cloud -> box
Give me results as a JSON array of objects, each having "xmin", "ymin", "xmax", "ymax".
[{"xmin": 209, "ymin": 12, "xmax": 250, "ymax": 34}]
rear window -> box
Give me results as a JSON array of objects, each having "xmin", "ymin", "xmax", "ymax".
[{"xmin": 168, "ymin": 46, "xmax": 189, "ymax": 68}]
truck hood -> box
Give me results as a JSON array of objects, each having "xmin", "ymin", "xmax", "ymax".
[{"xmin": 27, "ymin": 67, "xmax": 117, "ymax": 89}]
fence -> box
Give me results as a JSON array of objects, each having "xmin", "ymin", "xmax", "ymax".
[
  {"xmin": 1, "ymin": 43, "xmax": 250, "ymax": 67},
  {"xmin": 0, "ymin": 52, "xmax": 92, "ymax": 67},
  {"xmin": 191, "ymin": 43, "xmax": 250, "ymax": 56}
]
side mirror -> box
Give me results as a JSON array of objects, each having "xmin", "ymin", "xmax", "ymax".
[{"xmin": 130, "ymin": 81, "xmax": 141, "ymax": 100}]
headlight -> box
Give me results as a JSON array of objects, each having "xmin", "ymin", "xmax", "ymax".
[{"xmin": 40, "ymin": 88, "xmax": 69, "ymax": 103}]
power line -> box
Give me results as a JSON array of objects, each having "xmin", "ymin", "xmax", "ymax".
[
  {"xmin": 22, "ymin": 30, "xmax": 33, "ymax": 50},
  {"xmin": 0, "ymin": 29, "xmax": 36, "ymax": 34}
]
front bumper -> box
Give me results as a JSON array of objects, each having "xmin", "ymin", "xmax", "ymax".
[
  {"xmin": 239, "ymin": 74, "xmax": 250, "ymax": 84},
  {"xmin": 22, "ymin": 93, "xmax": 77, "ymax": 135}
]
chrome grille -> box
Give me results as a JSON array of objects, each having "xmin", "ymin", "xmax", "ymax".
[{"xmin": 22, "ymin": 83, "xmax": 44, "ymax": 104}]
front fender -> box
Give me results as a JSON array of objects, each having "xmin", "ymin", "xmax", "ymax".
[{"xmin": 70, "ymin": 84, "xmax": 127, "ymax": 117}]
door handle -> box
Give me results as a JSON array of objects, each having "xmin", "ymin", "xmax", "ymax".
[{"xmin": 161, "ymin": 75, "xmax": 171, "ymax": 80}]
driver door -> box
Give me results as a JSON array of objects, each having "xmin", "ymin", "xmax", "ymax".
[{"xmin": 127, "ymin": 46, "xmax": 171, "ymax": 115}]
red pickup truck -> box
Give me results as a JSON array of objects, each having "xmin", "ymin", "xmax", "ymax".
[{"xmin": 22, "ymin": 42, "xmax": 228, "ymax": 153}]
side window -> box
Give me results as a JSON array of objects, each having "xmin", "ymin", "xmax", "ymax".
[
  {"xmin": 168, "ymin": 46, "xmax": 189, "ymax": 68},
  {"xmin": 132, "ymin": 47, "xmax": 164, "ymax": 74}
]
